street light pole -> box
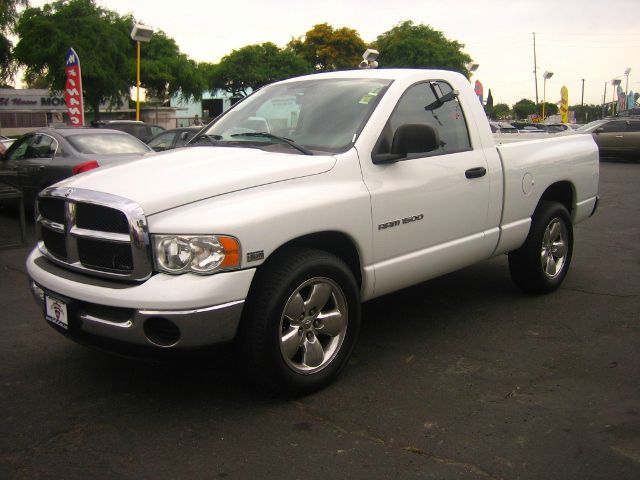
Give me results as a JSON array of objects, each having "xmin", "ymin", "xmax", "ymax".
[
  {"xmin": 542, "ymin": 71, "xmax": 553, "ymax": 121},
  {"xmin": 130, "ymin": 23, "xmax": 154, "ymax": 122},
  {"xmin": 624, "ymin": 67, "xmax": 631, "ymax": 97},
  {"xmin": 611, "ymin": 78, "xmax": 622, "ymax": 115},
  {"xmin": 136, "ymin": 40, "xmax": 141, "ymax": 121},
  {"xmin": 533, "ymin": 32, "xmax": 539, "ymax": 105},
  {"xmin": 581, "ymin": 79, "xmax": 585, "ymax": 107},
  {"xmin": 602, "ymin": 81, "xmax": 607, "ymax": 117}
]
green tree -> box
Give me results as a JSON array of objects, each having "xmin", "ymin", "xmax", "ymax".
[
  {"xmin": 138, "ymin": 30, "xmax": 205, "ymax": 102},
  {"xmin": 14, "ymin": 0, "xmax": 134, "ymax": 118},
  {"xmin": 14, "ymin": 0, "xmax": 202, "ymax": 119},
  {"xmin": 288, "ymin": 23, "xmax": 367, "ymax": 71},
  {"xmin": 512, "ymin": 98, "xmax": 537, "ymax": 119},
  {"xmin": 0, "ymin": 0, "xmax": 28, "ymax": 83},
  {"xmin": 207, "ymin": 42, "xmax": 311, "ymax": 97},
  {"xmin": 493, "ymin": 103, "xmax": 512, "ymax": 119},
  {"xmin": 375, "ymin": 21, "xmax": 472, "ymax": 75},
  {"xmin": 570, "ymin": 104, "xmax": 602, "ymax": 123},
  {"xmin": 484, "ymin": 89, "xmax": 494, "ymax": 118}
]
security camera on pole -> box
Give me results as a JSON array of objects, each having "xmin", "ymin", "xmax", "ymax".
[
  {"xmin": 130, "ymin": 23, "xmax": 154, "ymax": 121},
  {"xmin": 359, "ymin": 49, "xmax": 379, "ymax": 69}
]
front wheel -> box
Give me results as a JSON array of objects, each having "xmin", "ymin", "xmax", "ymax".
[
  {"xmin": 508, "ymin": 201, "xmax": 573, "ymax": 294},
  {"xmin": 239, "ymin": 248, "xmax": 361, "ymax": 395}
]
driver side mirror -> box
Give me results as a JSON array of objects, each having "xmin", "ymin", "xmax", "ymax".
[
  {"xmin": 373, "ymin": 123, "xmax": 440, "ymax": 164},
  {"xmin": 594, "ymin": 128, "xmax": 604, "ymax": 134}
]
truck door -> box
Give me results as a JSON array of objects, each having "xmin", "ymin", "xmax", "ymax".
[{"xmin": 361, "ymin": 81, "xmax": 493, "ymax": 296}]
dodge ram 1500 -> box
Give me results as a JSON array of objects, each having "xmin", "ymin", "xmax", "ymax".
[{"xmin": 26, "ymin": 69, "xmax": 599, "ymax": 394}]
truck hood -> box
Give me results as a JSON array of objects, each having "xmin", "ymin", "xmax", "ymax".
[{"xmin": 54, "ymin": 146, "xmax": 336, "ymax": 214}]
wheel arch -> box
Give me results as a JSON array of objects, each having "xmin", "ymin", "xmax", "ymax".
[
  {"xmin": 537, "ymin": 181, "xmax": 575, "ymax": 215},
  {"xmin": 260, "ymin": 231, "xmax": 363, "ymax": 289}
]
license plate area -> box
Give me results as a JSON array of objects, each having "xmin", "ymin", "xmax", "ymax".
[{"xmin": 45, "ymin": 295, "xmax": 69, "ymax": 330}]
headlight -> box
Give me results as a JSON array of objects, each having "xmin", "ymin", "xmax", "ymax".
[{"xmin": 152, "ymin": 235, "xmax": 240, "ymax": 274}]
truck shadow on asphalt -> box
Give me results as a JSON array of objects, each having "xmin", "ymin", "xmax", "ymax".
[{"xmin": 38, "ymin": 256, "xmax": 525, "ymax": 407}]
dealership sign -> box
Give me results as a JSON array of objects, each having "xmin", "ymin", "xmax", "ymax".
[
  {"xmin": 0, "ymin": 93, "xmax": 66, "ymax": 109},
  {"xmin": 64, "ymin": 47, "xmax": 85, "ymax": 126},
  {"xmin": 0, "ymin": 92, "xmax": 125, "ymax": 111}
]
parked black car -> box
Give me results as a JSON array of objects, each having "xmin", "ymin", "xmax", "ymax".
[
  {"xmin": 146, "ymin": 126, "xmax": 203, "ymax": 151},
  {"xmin": 93, "ymin": 120, "xmax": 164, "ymax": 142},
  {"xmin": 0, "ymin": 127, "xmax": 153, "ymax": 207}
]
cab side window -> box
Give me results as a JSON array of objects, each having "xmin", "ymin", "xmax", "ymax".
[
  {"xmin": 28, "ymin": 134, "xmax": 56, "ymax": 158},
  {"xmin": 376, "ymin": 81, "xmax": 471, "ymax": 158}
]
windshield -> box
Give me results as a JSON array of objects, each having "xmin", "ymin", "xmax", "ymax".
[
  {"xmin": 67, "ymin": 133, "xmax": 151, "ymax": 154},
  {"xmin": 202, "ymin": 78, "xmax": 392, "ymax": 153},
  {"xmin": 576, "ymin": 120, "xmax": 607, "ymax": 133}
]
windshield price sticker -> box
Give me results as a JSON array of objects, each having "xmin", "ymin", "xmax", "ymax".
[{"xmin": 45, "ymin": 295, "xmax": 69, "ymax": 330}]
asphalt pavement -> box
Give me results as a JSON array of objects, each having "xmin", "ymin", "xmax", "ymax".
[{"xmin": 1, "ymin": 160, "xmax": 638, "ymax": 480}]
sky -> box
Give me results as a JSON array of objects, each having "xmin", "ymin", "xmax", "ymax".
[{"xmin": 27, "ymin": 0, "xmax": 640, "ymax": 107}]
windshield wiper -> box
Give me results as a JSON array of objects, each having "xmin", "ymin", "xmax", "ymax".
[{"xmin": 230, "ymin": 132, "xmax": 314, "ymax": 155}]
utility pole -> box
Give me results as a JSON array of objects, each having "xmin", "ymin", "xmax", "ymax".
[
  {"xmin": 533, "ymin": 32, "xmax": 539, "ymax": 105},
  {"xmin": 581, "ymin": 79, "xmax": 585, "ymax": 106}
]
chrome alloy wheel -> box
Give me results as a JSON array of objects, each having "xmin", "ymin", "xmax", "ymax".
[
  {"xmin": 540, "ymin": 217, "xmax": 569, "ymax": 279},
  {"xmin": 279, "ymin": 277, "xmax": 348, "ymax": 374}
]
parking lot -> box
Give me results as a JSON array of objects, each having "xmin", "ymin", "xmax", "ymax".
[{"xmin": 1, "ymin": 160, "xmax": 638, "ymax": 480}]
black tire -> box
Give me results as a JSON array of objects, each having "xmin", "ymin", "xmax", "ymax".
[
  {"xmin": 508, "ymin": 201, "xmax": 573, "ymax": 294},
  {"xmin": 239, "ymin": 247, "xmax": 361, "ymax": 395}
]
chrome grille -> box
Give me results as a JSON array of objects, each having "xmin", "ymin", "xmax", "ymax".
[
  {"xmin": 76, "ymin": 203, "xmax": 130, "ymax": 233},
  {"xmin": 36, "ymin": 187, "xmax": 152, "ymax": 281}
]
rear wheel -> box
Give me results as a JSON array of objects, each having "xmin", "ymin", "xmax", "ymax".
[
  {"xmin": 239, "ymin": 247, "xmax": 360, "ymax": 395},
  {"xmin": 509, "ymin": 201, "xmax": 573, "ymax": 294}
]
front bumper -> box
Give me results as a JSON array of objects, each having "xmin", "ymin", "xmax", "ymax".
[{"xmin": 27, "ymin": 248, "xmax": 256, "ymax": 349}]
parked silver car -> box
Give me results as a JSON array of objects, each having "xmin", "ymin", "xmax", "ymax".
[{"xmin": 0, "ymin": 127, "xmax": 153, "ymax": 207}]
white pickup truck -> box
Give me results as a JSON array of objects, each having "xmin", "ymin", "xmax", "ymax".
[{"xmin": 26, "ymin": 69, "xmax": 599, "ymax": 394}]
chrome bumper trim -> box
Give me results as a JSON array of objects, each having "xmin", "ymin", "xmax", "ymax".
[{"xmin": 31, "ymin": 280, "xmax": 245, "ymax": 349}]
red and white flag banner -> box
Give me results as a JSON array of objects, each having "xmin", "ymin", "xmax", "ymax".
[{"xmin": 64, "ymin": 48, "xmax": 85, "ymax": 127}]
